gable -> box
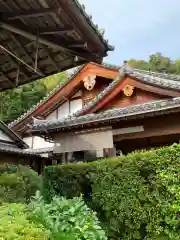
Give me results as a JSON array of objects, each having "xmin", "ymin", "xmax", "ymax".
[
  {"xmin": 46, "ymin": 98, "xmax": 83, "ymax": 121},
  {"xmin": 10, "ymin": 62, "xmax": 118, "ymax": 133},
  {"xmin": 101, "ymin": 87, "xmax": 170, "ymax": 111},
  {"xmin": 81, "ymin": 74, "xmax": 180, "ymax": 115}
]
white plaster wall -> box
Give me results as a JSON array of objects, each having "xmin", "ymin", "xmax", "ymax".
[
  {"xmin": 46, "ymin": 110, "xmax": 57, "ymax": 121},
  {"xmin": 23, "ymin": 136, "xmax": 33, "ymax": 148},
  {"xmin": 0, "ymin": 130, "xmax": 13, "ymax": 142},
  {"xmin": 33, "ymin": 136, "xmax": 54, "ymax": 149},
  {"xmin": 26, "ymin": 98, "xmax": 82, "ymax": 150},
  {"xmin": 57, "ymin": 101, "xmax": 69, "ymax": 120},
  {"xmin": 70, "ymin": 99, "xmax": 82, "ymax": 114},
  {"xmin": 23, "ymin": 136, "xmax": 54, "ymax": 149}
]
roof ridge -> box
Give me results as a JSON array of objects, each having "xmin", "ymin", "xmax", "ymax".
[
  {"xmin": 134, "ymin": 69, "xmax": 180, "ymax": 81},
  {"xmin": 125, "ymin": 68, "xmax": 180, "ymax": 90},
  {"xmin": 74, "ymin": 0, "xmax": 114, "ymax": 51}
]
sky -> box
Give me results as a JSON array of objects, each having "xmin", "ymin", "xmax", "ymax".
[{"xmin": 79, "ymin": 0, "xmax": 180, "ymax": 65}]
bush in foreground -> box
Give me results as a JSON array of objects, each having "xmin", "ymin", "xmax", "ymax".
[
  {"xmin": 28, "ymin": 191, "xmax": 107, "ymax": 240},
  {"xmin": 0, "ymin": 164, "xmax": 42, "ymax": 203},
  {"xmin": 0, "ymin": 202, "xmax": 49, "ymax": 239},
  {"xmin": 43, "ymin": 144, "xmax": 180, "ymax": 239}
]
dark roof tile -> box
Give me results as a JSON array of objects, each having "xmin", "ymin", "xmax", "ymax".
[{"xmin": 30, "ymin": 97, "xmax": 180, "ymax": 133}]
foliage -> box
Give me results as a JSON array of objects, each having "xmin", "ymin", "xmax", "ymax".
[
  {"xmin": 0, "ymin": 164, "xmax": 42, "ymax": 203},
  {"xmin": 43, "ymin": 144, "xmax": 180, "ymax": 239},
  {"xmin": 0, "ymin": 71, "xmax": 68, "ymax": 123},
  {"xmin": 40, "ymin": 71, "xmax": 68, "ymax": 92},
  {"xmin": 28, "ymin": 191, "xmax": 107, "ymax": 240},
  {"xmin": 128, "ymin": 52, "xmax": 180, "ymax": 74},
  {"xmin": 0, "ymin": 202, "xmax": 49, "ymax": 239}
]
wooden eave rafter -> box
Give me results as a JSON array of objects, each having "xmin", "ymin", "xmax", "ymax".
[
  {"xmin": 0, "ymin": 22, "xmax": 99, "ymax": 62},
  {"xmin": 0, "ymin": 0, "xmax": 114, "ymax": 90},
  {"xmin": 1, "ymin": 8, "xmax": 58, "ymax": 20}
]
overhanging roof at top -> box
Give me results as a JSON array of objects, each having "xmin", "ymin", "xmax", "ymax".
[{"xmin": 0, "ymin": 0, "xmax": 114, "ymax": 91}]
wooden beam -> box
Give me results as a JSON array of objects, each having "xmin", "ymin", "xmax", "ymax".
[
  {"xmin": 1, "ymin": 8, "xmax": 57, "ymax": 20},
  {"xmin": 10, "ymin": 34, "xmax": 43, "ymax": 76},
  {"xmin": 40, "ymin": 28, "xmax": 73, "ymax": 35},
  {"xmin": 0, "ymin": 21, "xmax": 101, "ymax": 63},
  {"xmin": 68, "ymin": 42, "xmax": 88, "ymax": 49},
  {"xmin": 44, "ymin": 49, "xmax": 59, "ymax": 71},
  {"xmin": 0, "ymin": 71, "xmax": 15, "ymax": 87},
  {"xmin": 0, "ymin": 44, "xmax": 43, "ymax": 77}
]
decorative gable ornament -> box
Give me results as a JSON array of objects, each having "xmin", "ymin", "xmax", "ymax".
[
  {"xmin": 122, "ymin": 85, "xmax": 134, "ymax": 97},
  {"xmin": 83, "ymin": 75, "xmax": 96, "ymax": 91}
]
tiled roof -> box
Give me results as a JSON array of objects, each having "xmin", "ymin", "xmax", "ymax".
[
  {"xmin": 0, "ymin": 144, "xmax": 41, "ymax": 157},
  {"xmin": 9, "ymin": 63, "xmax": 180, "ymax": 128},
  {"xmin": 126, "ymin": 68, "xmax": 180, "ymax": 90},
  {"xmin": 133, "ymin": 69, "xmax": 180, "ymax": 81},
  {"xmin": 0, "ymin": 121, "xmax": 28, "ymax": 149},
  {"xmin": 8, "ymin": 63, "xmax": 120, "ymax": 129},
  {"xmin": 73, "ymin": 0, "xmax": 114, "ymax": 51},
  {"xmin": 74, "ymin": 65, "xmax": 125, "ymax": 116},
  {"xmin": 30, "ymin": 97, "xmax": 180, "ymax": 133},
  {"xmin": 75, "ymin": 66, "xmax": 180, "ymax": 116}
]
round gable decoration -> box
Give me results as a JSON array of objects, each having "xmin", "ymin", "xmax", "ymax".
[
  {"xmin": 122, "ymin": 85, "xmax": 134, "ymax": 97},
  {"xmin": 83, "ymin": 75, "xmax": 96, "ymax": 91}
]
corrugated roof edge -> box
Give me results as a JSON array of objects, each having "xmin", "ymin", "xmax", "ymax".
[{"xmin": 74, "ymin": 0, "xmax": 114, "ymax": 51}]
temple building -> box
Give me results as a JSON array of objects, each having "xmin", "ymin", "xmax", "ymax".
[
  {"xmin": 0, "ymin": 121, "xmax": 44, "ymax": 172},
  {"xmin": 9, "ymin": 62, "xmax": 180, "ymax": 163},
  {"xmin": 0, "ymin": 0, "xmax": 113, "ymax": 168}
]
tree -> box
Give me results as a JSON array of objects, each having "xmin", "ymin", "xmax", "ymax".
[
  {"xmin": 128, "ymin": 52, "xmax": 180, "ymax": 75},
  {"xmin": 0, "ymin": 71, "xmax": 68, "ymax": 123},
  {"xmin": 149, "ymin": 52, "xmax": 172, "ymax": 73}
]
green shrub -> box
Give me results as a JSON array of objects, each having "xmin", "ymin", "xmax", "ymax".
[
  {"xmin": 28, "ymin": 191, "xmax": 107, "ymax": 240},
  {"xmin": 0, "ymin": 164, "xmax": 42, "ymax": 203},
  {"xmin": 0, "ymin": 202, "xmax": 49, "ymax": 239},
  {"xmin": 43, "ymin": 144, "xmax": 180, "ymax": 239},
  {"xmin": 43, "ymin": 161, "xmax": 97, "ymax": 202}
]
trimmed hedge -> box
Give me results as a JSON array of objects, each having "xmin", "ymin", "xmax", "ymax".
[
  {"xmin": 43, "ymin": 144, "xmax": 180, "ymax": 239},
  {"xmin": 0, "ymin": 164, "xmax": 42, "ymax": 203}
]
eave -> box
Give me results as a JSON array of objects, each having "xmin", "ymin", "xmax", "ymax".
[
  {"xmin": 29, "ymin": 97, "xmax": 180, "ymax": 135},
  {"xmin": 0, "ymin": 0, "xmax": 113, "ymax": 91},
  {"xmin": 0, "ymin": 121, "xmax": 28, "ymax": 149},
  {"xmin": 0, "ymin": 144, "xmax": 42, "ymax": 158}
]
